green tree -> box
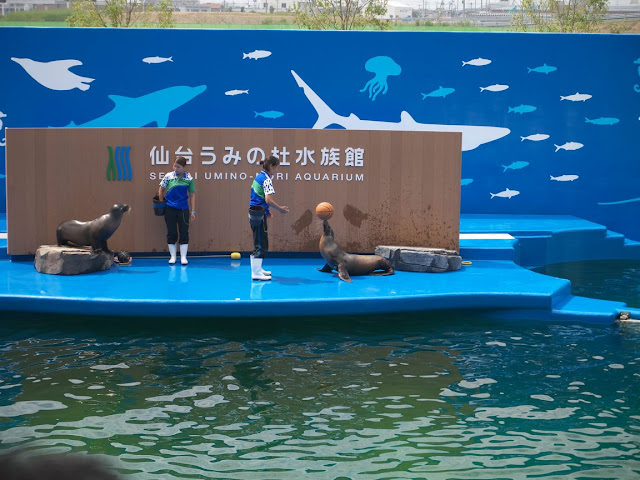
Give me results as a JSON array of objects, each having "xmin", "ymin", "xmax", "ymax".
[
  {"xmin": 292, "ymin": 0, "xmax": 390, "ymax": 30},
  {"xmin": 67, "ymin": 0, "xmax": 174, "ymax": 28},
  {"xmin": 511, "ymin": 0, "xmax": 608, "ymax": 32}
]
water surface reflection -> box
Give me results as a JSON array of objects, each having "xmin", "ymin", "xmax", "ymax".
[{"xmin": 1, "ymin": 313, "xmax": 638, "ymax": 479}]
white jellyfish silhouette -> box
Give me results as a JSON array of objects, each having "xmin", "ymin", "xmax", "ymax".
[{"xmin": 360, "ymin": 56, "xmax": 402, "ymax": 101}]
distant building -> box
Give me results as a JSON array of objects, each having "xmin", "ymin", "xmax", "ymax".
[
  {"xmin": 201, "ymin": 2, "xmax": 224, "ymax": 10},
  {"xmin": 0, "ymin": 0, "xmax": 67, "ymax": 15},
  {"xmin": 385, "ymin": 0, "xmax": 413, "ymax": 19},
  {"xmin": 177, "ymin": 1, "xmax": 224, "ymax": 12},
  {"xmin": 259, "ymin": 0, "xmax": 290, "ymax": 12}
]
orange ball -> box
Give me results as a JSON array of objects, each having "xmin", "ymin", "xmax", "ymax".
[{"xmin": 315, "ymin": 202, "xmax": 334, "ymax": 220}]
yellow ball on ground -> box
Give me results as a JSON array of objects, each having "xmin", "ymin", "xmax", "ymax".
[{"xmin": 230, "ymin": 252, "xmax": 241, "ymax": 260}]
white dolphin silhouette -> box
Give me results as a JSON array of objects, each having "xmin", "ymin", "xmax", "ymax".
[{"xmin": 11, "ymin": 57, "xmax": 94, "ymax": 91}]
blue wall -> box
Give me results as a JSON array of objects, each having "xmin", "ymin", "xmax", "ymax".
[{"xmin": 2, "ymin": 28, "xmax": 639, "ymax": 239}]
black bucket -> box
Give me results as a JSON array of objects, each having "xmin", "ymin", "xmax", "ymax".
[
  {"xmin": 248, "ymin": 205, "xmax": 265, "ymax": 227},
  {"xmin": 153, "ymin": 194, "xmax": 166, "ymax": 216}
]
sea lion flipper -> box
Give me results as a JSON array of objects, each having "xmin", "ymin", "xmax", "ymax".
[
  {"xmin": 371, "ymin": 267, "xmax": 394, "ymax": 276},
  {"xmin": 318, "ymin": 263, "xmax": 333, "ymax": 273},
  {"xmin": 371, "ymin": 259, "xmax": 394, "ymax": 276},
  {"xmin": 337, "ymin": 263, "xmax": 352, "ymax": 283},
  {"xmin": 371, "ymin": 270, "xmax": 394, "ymax": 276}
]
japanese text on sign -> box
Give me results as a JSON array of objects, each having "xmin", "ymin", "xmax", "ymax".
[{"xmin": 150, "ymin": 145, "xmax": 365, "ymax": 167}]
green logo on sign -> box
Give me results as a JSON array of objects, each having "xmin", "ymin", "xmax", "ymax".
[{"xmin": 107, "ymin": 146, "xmax": 132, "ymax": 181}]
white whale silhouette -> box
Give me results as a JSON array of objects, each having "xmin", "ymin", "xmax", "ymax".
[
  {"xmin": 291, "ymin": 70, "xmax": 510, "ymax": 152},
  {"xmin": 11, "ymin": 57, "xmax": 94, "ymax": 91}
]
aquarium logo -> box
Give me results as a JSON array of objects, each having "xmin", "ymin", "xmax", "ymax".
[{"xmin": 107, "ymin": 146, "xmax": 132, "ymax": 181}]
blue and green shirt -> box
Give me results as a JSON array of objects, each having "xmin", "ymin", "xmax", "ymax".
[
  {"xmin": 249, "ymin": 170, "xmax": 275, "ymax": 215},
  {"xmin": 160, "ymin": 171, "xmax": 195, "ymax": 210}
]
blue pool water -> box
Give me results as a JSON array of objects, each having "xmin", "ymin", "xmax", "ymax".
[
  {"xmin": 0, "ymin": 313, "xmax": 639, "ymax": 479},
  {"xmin": 534, "ymin": 260, "xmax": 640, "ymax": 309}
]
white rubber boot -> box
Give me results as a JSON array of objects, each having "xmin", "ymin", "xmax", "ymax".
[
  {"xmin": 251, "ymin": 256, "xmax": 271, "ymax": 281},
  {"xmin": 168, "ymin": 243, "xmax": 177, "ymax": 264},
  {"xmin": 180, "ymin": 244, "xmax": 189, "ymax": 265},
  {"xmin": 251, "ymin": 255, "xmax": 271, "ymax": 276}
]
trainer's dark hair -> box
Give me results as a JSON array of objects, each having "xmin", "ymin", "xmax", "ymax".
[
  {"xmin": 175, "ymin": 156, "xmax": 188, "ymax": 167},
  {"xmin": 259, "ymin": 155, "xmax": 280, "ymax": 173},
  {"xmin": 0, "ymin": 453, "xmax": 122, "ymax": 480}
]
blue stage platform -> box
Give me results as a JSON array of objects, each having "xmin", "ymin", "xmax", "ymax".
[{"xmin": 1, "ymin": 214, "xmax": 639, "ymax": 323}]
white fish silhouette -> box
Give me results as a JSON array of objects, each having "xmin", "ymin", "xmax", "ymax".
[
  {"xmin": 11, "ymin": 57, "xmax": 94, "ymax": 91},
  {"xmin": 521, "ymin": 133, "xmax": 549, "ymax": 142},
  {"xmin": 560, "ymin": 92, "xmax": 591, "ymax": 102},
  {"xmin": 490, "ymin": 188, "xmax": 520, "ymax": 199},
  {"xmin": 143, "ymin": 56, "xmax": 173, "ymax": 64},
  {"xmin": 462, "ymin": 58, "xmax": 492, "ymax": 67},
  {"xmin": 225, "ymin": 89, "xmax": 249, "ymax": 96},
  {"xmin": 554, "ymin": 142, "xmax": 584, "ymax": 152},
  {"xmin": 243, "ymin": 50, "xmax": 272, "ymax": 60},
  {"xmin": 480, "ymin": 84, "xmax": 509, "ymax": 92},
  {"xmin": 551, "ymin": 174, "xmax": 579, "ymax": 181},
  {"xmin": 0, "ymin": 111, "xmax": 5, "ymax": 147}
]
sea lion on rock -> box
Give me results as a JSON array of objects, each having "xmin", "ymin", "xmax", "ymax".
[
  {"xmin": 56, "ymin": 203, "xmax": 130, "ymax": 253},
  {"xmin": 318, "ymin": 219, "xmax": 394, "ymax": 282}
]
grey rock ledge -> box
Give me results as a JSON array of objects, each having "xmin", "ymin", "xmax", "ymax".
[
  {"xmin": 375, "ymin": 246, "xmax": 462, "ymax": 273},
  {"xmin": 35, "ymin": 245, "xmax": 114, "ymax": 275}
]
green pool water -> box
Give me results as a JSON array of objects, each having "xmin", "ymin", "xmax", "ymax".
[
  {"xmin": 0, "ymin": 313, "xmax": 638, "ymax": 479},
  {"xmin": 534, "ymin": 259, "xmax": 640, "ymax": 309}
]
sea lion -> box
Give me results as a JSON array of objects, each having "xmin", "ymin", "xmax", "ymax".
[
  {"xmin": 318, "ymin": 219, "xmax": 394, "ymax": 282},
  {"xmin": 56, "ymin": 203, "xmax": 130, "ymax": 253}
]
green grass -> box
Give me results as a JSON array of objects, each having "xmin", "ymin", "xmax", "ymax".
[
  {"xmin": 0, "ymin": 9, "xmax": 70, "ymax": 22},
  {"xmin": 390, "ymin": 24, "xmax": 508, "ymax": 31},
  {"xmin": 172, "ymin": 23, "xmax": 301, "ymax": 29},
  {"xmin": 0, "ymin": 21, "xmax": 508, "ymax": 31},
  {"xmin": 0, "ymin": 21, "xmax": 69, "ymax": 27}
]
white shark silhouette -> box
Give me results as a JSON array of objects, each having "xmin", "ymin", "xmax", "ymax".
[
  {"xmin": 11, "ymin": 57, "xmax": 94, "ymax": 91},
  {"xmin": 291, "ymin": 70, "xmax": 509, "ymax": 151}
]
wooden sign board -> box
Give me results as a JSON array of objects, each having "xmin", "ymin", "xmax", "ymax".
[{"xmin": 5, "ymin": 128, "xmax": 461, "ymax": 255}]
